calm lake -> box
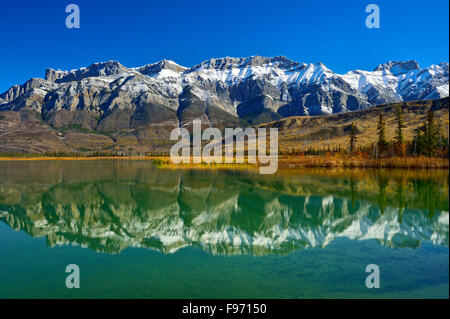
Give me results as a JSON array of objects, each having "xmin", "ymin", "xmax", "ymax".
[{"xmin": 0, "ymin": 160, "xmax": 448, "ymax": 298}]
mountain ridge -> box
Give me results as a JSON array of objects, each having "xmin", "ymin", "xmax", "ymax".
[
  {"xmin": 0, "ymin": 56, "xmax": 448, "ymax": 154},
  {"xmin": 1, "ymin": 56, "xmax": 448, "ymax": 118}
]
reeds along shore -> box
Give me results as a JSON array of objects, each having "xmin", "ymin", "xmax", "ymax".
[
  {"xmin": 0, "ymin": 154, "xmax": 448, "ymax": 169},
  {"xmin": 276, "ymin": 155, "xmax": 449, "ymax": 169}
]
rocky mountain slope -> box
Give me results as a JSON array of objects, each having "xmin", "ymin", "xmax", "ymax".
[
  {"xmin": 262, "ymin": 97, "xmax": 449, "ymax": 152},
  {"xmin": 0, "ymin": 56, "xmax": 448, "ymax": 153}
]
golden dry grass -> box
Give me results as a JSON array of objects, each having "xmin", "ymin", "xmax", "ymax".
[
  {"xmin": 0, "ymin": 156, "xmax": 155, "ymax": 161},
  {"xmin": 0, "ymin": 155, "xmax": 447, "ymax": 170},
  {"xmin": 277, "ymin": 155, "xmax": 449, "ymax": 169}
]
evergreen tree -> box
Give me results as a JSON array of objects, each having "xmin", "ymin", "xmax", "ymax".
[
  {"xmin": 437, "ymin": 119, "xmax": 444, "ymax": 150},
  {"xmin": 349, "ymin": 121, "xmax": 357, "ymax": 155},
  {"xmin": 394, "ymin": 104, "xmax": 406, "ymax": 156},
  {"xmin": 425, "ymin": 110, "xmax": 439, "ymax": 156},
  {"xmin": 425, "ymin": 109, "xmax": 439, "ymax": 156},
  {"xmin": 410, "ymin": 109, "xmax": 442, "ymax": 157},
  {"xmin": 377, "ymin": 113, "xmax": 387, "ymax": 148},
  {"xmin": 394, "ymin": 104, "xmax": 404, "ymax": 144}
]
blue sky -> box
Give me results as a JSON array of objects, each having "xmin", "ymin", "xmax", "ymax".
[{"xmin": 0, "ymin": 0, "xmax": 448, "ymax": 92}]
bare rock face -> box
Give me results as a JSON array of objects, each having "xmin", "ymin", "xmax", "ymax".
[{"xmin": 45, "ymin": 61, "xmax": 127, "ymax": 83}]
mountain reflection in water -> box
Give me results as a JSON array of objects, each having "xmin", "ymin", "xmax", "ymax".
[{"xmin": 0, "ymin": 160, "xmax": 448, "ymax": 256}]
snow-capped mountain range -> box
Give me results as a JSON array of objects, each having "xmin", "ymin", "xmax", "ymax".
[{"xmin": 0, "ymin": 56, "xmax": 448, "ymax": 127}]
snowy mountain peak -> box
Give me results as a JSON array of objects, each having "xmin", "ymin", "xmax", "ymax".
[
  {"xmin": 45, "ymin": 60, "xmax": 127, "ymax": 83},
  {"xmin": 374, "ymin": 60, "xmax": 420, "ymax": 73},
  {"xmin": 137, "ymin": 59, "xmax": 187, "ymax": 76},
  {"xmin": 438, "ymin": 61, "xmax": 449, "ymax": 71},
  {"xmin": 187, "ymin": 55, "xmax": 300, "ymax": 73}
]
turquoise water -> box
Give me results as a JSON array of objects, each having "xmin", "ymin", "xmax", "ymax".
[{"xmin": 0, "ymin": 160, "xmax": 448, "ymax": 298}]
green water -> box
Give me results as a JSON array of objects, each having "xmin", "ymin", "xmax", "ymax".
[{"xmin": 0, "ymin": 160, "xmax": 448, "ymax": 298}]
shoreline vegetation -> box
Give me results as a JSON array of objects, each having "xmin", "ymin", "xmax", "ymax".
[
  {"xmin": 0, "ymin": 101, "xmax": 448, "ymax": 170},
  {"xmin": 0, "ymin": 155, "xmax": 448, "ymax": 169}
]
